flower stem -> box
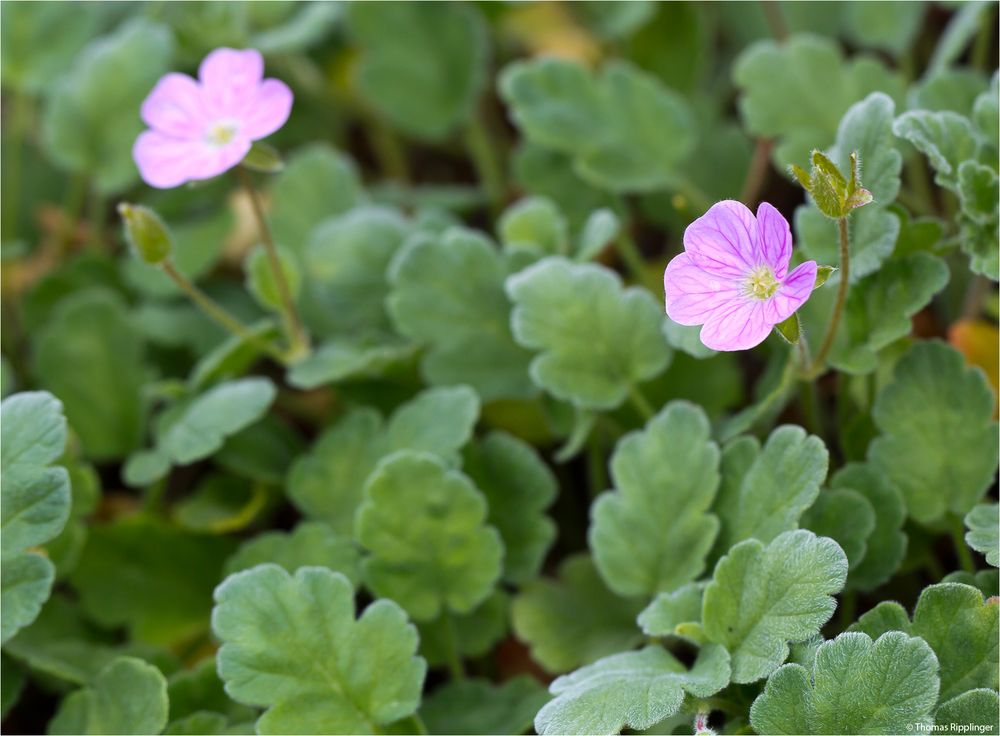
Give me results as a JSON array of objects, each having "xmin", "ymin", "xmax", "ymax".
[
  {"xmin": 615, "ymin": 230, "xmax": 656, "ymax": 291},
  {"xmin": 628, "ymin": 385, "xmax": 655, "ymax": 421},
  {"xmin": 237, "ymin": 166, "xmax": 310, "ymax": 361},
  {"xmin": 441, "ymin": 609, "xmax": 466, "ymax": 681},
  {"xmin": 160, "ymin": 260, "xmax": 285, "ymax": 362},
  {"xmin": 464, "ymin": 111, "xmax": 506, "ymax": 216},
  {"xmin": 806, "ymin": 216, "xmax": 850, "ymax": 378},
  {"xmin": 950, "ymin": 515, "xmax": 976, "ymax": 573}
]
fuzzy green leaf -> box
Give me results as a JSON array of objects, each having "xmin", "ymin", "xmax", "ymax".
[
  {"xmin": 416, "ymin": 592, "xmax": 508, "ymax": 669},
  {"xmin": 269, "ymin": 143, "xmax": 365, "ymax": 257},
  {"xmin": 965, "ymin": 504, "xmax": 999, "ymax": 567},
  {"xmin": 462, "ymin": 432, "xmax": 557, "ymax": 584},
  {"xmin": 869, "ymin": 341, "xmax": 999, "ymax": 523},
  {"xmin": 287, "ymin": 385, "xmax": 479, "ymax": 533},
  {"xmin": 936, "ymin": 689, "xmax": 1000, "ymax": 736},
  {"xmin": 421, "ymin": 677, "xmax": 550, "ymax": 736},
  {"xmin": 703, "ymin": 530, "xmax": 848, "ymax": 683},
  {"xmin": 749, "ymin": 632, "xmax": 939, "ymax": 734},
  {"xmin": 33, "ymin": 290, "xmax": 147, "ymax": 461},
  {"xmin": 591, "ymin": 401, "xmax": 720, "ymax": 596},
  {"xmin": 213, "ymin": 565, "xmax": 426, "ymax": 734},
  {"xmin": 1, "ymin": 392, "xmax": 71, "ymax": 643},
  {"xmin": 733, "ymin": 35, "xmax": 903, "ymax": 169},
  {"xmin": 500, "ymin": 58, "xmax": 695, "ymax": 192},
  {"xmin": 69, "ymin": 516, "xmax": 235, "ymax": 645},
  {"xmin": 499, "ymin": 197, "xmax": 569, "ymax": 256},
  {"xmin": 637, "ymin": 582, "xmax": 705, "ymax": 642},
  {"xmin": 511, "ymin": 554, "xmax": 644, "ymax": 674},
  {"xmin": 223, "ymin": 521, "xmax": 362, "ymax": 586},
  {"xmin": 348, "ymin": 2, "xmax": 487, "ymax": 141},
  {"xmin": 832, "ymin": 462, "xmax": 908, "ymax": 591},
  {"xmin": 48, "ymin": 657, "xmax": 169, "ymax": 736},
  {"xmin": 893, "ymin": 110, "xmax": 980, "ymax": 191},
  {"xmin": 507, "ymin": 257, "xmax": 670, "ymax": 410},
  {"xmin": 41, "ymin": 20, "xmax": 173, "ymax": 192},
  {"xmin": 714, "ymin": 426, "xmax": 828, "ymax": 554},
  {"xmin": 388, "ymin": 228, "xmax": 535, "ymax": 400},
  {"xmin": 534, "ymin": 644, "xmax": 730, "ymax": 736},
  {"xmin": 356, "ymin": 451, "xmax": 503, "ymax": 621},
  {"xmin": 802, "ymin": 488, "xmax": 876, "ymax": 569}
]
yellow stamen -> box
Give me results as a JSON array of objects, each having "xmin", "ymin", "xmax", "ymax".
[{"xmin": 745, "ymin": 265, "xmax": 779, "ymax": 300}]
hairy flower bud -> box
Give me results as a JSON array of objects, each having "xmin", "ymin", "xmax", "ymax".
[{"xmin": 118, "ymin": 202, "xmax": 172, "ymax": 265}]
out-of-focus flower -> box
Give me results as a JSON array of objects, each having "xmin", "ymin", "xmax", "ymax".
[
  {"xmin": 664, "ymin": 200, "xmax": 817, "ymax": 351},
  {"xmin": 133, "ymin": 48, "xmax": 292, "ymax": 189}
]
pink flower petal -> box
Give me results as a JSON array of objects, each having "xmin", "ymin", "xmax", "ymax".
[
  {"xmin": 756, "ymin": 202, "xmax": 792, "ymax": 279},
  {"xmin": 763, "ymin": 260, "xmax": 819, "ymax": 324},
  {"xmin": 199, "ymin": 47, "xmax": 264, "ymax": 119},
  {"xmin": 683, "ymin": 200, "xmax": 759, "ymax": 279},
  {"xmin": 240, "ymin": 78, "xmax": 293, "ymax": 139},
  {"xmin": 140, "ymin": 73, "xmax": 208, "ymax": 138},
  {"xmin": 700, "ymin": 299, "xmax": 772, "ymax": 351},
  {"xmin": 133, "ymin": 130, "xmax": 251, "ymax": 189},
  {"xmin": 664, "ymin": 252, "xmax": 743, "ymax": 326}
]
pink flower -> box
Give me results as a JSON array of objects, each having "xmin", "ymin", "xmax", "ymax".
[
  {"xmin": 664, "ymin": 201, "xmax": 817, "ymax": 351},
  {"xmin": 133, "ymin": 48, "xmax": 292, "ymax": 189}
]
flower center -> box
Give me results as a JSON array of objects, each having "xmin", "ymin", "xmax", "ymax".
[
  {"xmin": 205, "ymin": 121, "xmax": 239, "ymax": 147},
  {"xmin": 745, "ymin": 265, "xmax": 779, "ymax": 300}
]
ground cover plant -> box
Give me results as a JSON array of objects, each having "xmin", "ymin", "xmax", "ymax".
[{"xmin": 1, "ymin": 1, "xmax": 998, "ymax": 734}]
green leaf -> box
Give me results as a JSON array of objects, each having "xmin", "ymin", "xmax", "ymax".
[
  {"xmin": 936, "ymin": 689, "xmax": 1000, "ymax": 736},
  {"xmin": 70, "ymin": 516, "xmax": 235, "ymax": 645},
  {"xmin": 965, "ymin": 503, "xmax": 999, "ymax": 567},
  {"xmin": 507, "ymin": 257, "xmax": 671, "ymax": 410},
  {"xmin": 304, "ymin": 207, "xmax": 408, "ymax": 340},
  {"xmin": 637, "ymin": 582, "xmax": 705, "ymax": 642},
  {"xmin": 388, "ymin": 228, "xmax": 536, "ymax": 400},
  {"xmin": 943, "ymin": 570, "xmax": 999, "ymax": 599},
  {"xmin": 48, "ymin": 657, "xmax": 169, "ymax": 736},
  {"xmin": 1, "ymin": 654, "xmax": 25, "ymax": 719},
  {"xmin": 215, "ymin": 414, "xmax": 304, "ymax": 486},
  {"xmin": 703, "ymin": 530, "xmax": 848, "ymax": 684},
  {"xmin": 348, "ymin": 2, "xmax": 487, "ymax": 141},
  {"xmin": 590, "ymin": 401, "xmax": 720, "ymax": 596},
  {"xmin": 912, "ymin": 584, "xmax": 999, "ymax": 702},
  {"xmin": 287, "ymin": 337, "xmax": 415, "ymax": 390},
  {"xmin": 576, "ymin": 209, "xmax": 620, "ymax": 262},
  {"xmin": 288, "ymin": 385, "xmax": 479, "ymax": 533},
  {"xmin": 733, "ymin": 35, "xmax": 904, "ymax": 169},
  {"xmin": 462, "ymin": 432, "xmax": 557, "ymax": 584},
  {"xmin": 1, "ymin": 392, "xmax": 71, "ymax": 643},
  {"xmin": 241, "ymin": 141, "xmax": 284, "ymax": 173},
  {"xmin": 33, "ymin": 289, "xmax": 147, "ymax": 461},
  {"xmin": 213, "ymin": 565, "xmax": 426, "ymax": 734},
  {"xmin": 714, "ymin": 426, "xmax": 828, "ymax": 554},
  {"xmin": 421, "ymin": 677, "xmax": 550, "ymax": 736},
  {"xmin": 416, "ymin": 592, "xmax": 508, "ymax": 669},
  {"xmin": 832, "ymin": 462, "xmax": 908, "ymax": 591},
  {"xmin": 269, "ymin": 143, "xmax": 365, "ymax": 258},
  {"xmin": 223, "ymin": 521, "xmax": 362, "ymax": 586},
  {"xmin": 807, "ymin": 253, "xmax": 950, "ymax": 374},
  {"xmin": 534, "ymin": 644, "xmax": 730, "ymax": 736},
  {"xmin": 500, "ymin": 58, "xmax": 695, "ymax": 192},
  {"xmin": 158, "ymin": 378, "xmax": 277, "ymax": 466},
  {"xmin": 173, "ymin": 474, "xmax": 267, "ymax": 534},
  {"xmin": 499, "ymin": 197, "xmax": 569, "ymax": 256},
  {"xmin": 167, "ymin": 657, "xmax": 254, "ymax": 724},
  {"xmin": 802, "ymin": 488, "xmax": 876, "ymax": 570},
  {"xmin": 844, "ymin": 1, "xmax": 927, "ymax": 55},
  {"xmin": 749, "ymin": 631, "xmax": 939, "ymax": 734},
  {"xmin": 41, "ymin": 20, "xmax": 173, "ymax": 192},
  {"xmin": 773, "ymin": 313, "xmax": 801, "ymax": 345},
  {"xmin": 0, "ymin": 2, "xmax": 104, "ymax": 93},
  {"xmin": 511, "ymin": 554, "xmax": 644, "ymax": 674},
  {"xmin": 957, "ymin": 160, "xmax": 1000, "ymax": 281},
  {"xmin": 246, "ymin": 244, "xmax": 301, "ymax": 313},
  {"xmin": 892, "ymin": 110, "xmax": 979, "ymax": 191},
  {"xmin": 911, "ymin": 68, "xmax": 989, "ymax": 116},
  {"xmin": 869, "ymin": 341, "xmax": 999, "ymax": 523},
  {"xmin": 356, "ymin": 451, "xmax": 503, "ymax": 622}
]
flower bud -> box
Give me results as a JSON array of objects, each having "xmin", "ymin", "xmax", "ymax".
[{"xmin": 118, "ymin": 203, "xmax": 172, "ymax": 265}]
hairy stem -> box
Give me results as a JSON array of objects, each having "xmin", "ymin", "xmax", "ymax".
[
  {"xmin": 161, "ymin": 260, "xmax": 284, "ymax": 362},
  {"xmin": 951, "ymin": 515, "xmax": 976, "ymax": 573},
  {"xmin": 615, "ymin": 230, "xmax": 653, "ymax": 290},
  {"xmin": 760, "ymin": 0, "xmax": 788, "ymax": 40},
  {"xmin": 465, "ymin": 111, "xmax": 507, "ymax": 216},
  {"xmin": 442, "ymin": 609, "xmax": 466, "ymax": 681},
  {"xmin": 237, "ymin": 166, "xmax": 310, "ymax": 361},
  {"xmin": 628, "ymin": 384, "xmax": 655, "ymax": 421},
  {"xmin": 806, "ymin": 217, "xmax": 850, "ymax": 377}
]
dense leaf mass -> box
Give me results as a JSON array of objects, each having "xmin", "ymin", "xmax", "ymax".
[{"xmin": 1, "ymin": 2, "xmax": 997, "ymax": 735}]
